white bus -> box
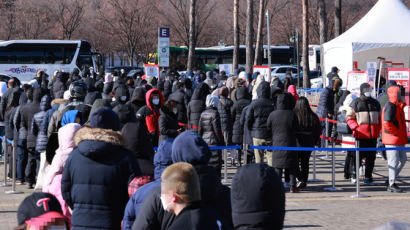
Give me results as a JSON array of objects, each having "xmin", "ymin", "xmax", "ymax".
[
  {"xmin": 308, "ymin": 45, "xmax": 321, "ymax": 71},
  {"xmin": 0, "ymin": 40, "xmax": 102, "ymax": 83}
]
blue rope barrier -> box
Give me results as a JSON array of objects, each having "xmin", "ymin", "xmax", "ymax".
[
  {"xmin": 153, "ymin": 145, "xmax": 410, "ymax": 152},
  {"xmin": 210, "ymin": 145, "xmax": 242, "ymax": 150},
  {"xmin": 251, "ymin": 145, "xmax": 410, "ymax": 152},
  {"xmin": 0, "ymin": 136, "xmax": 3, "ymax": 141},
  {"xmin": 6, "ymin": 138, "xmax": 12, "ymax": 145}
]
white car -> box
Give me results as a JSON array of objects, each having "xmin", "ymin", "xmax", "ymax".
[{"xmin": 270, "ymin": 66, "xmax": 299, "ymax": 81}]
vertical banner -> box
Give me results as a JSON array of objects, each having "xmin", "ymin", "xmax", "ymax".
[
  {"xmin": 144, "ymin": 64, "xmax": 160, "ymax": 78},
  {"xmin": 387, "ymin": 68, "xmax": 410, "ymax": 134},
  {"xmin": 253, "ymin": 65, "xmax": 271, "ymax": 82},
  {"xmin": 158, "ymin": 28, "xmax": 170, "ymax": 67},
  {"xmin": 346, "ymin": 71, "xmax": 368, "ymax": 96},
  {"xmin": 367, "ymin": 62, "xmax": 377, "ymax": 97}
]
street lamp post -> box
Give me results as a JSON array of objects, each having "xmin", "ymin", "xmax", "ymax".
[
  {"xmin": 290, "ymin": 28, "xmax": 300, "ymax": 87},
  {"xmin": 266, "ymin": 10, "xmax": 271, "ymax": 81}
]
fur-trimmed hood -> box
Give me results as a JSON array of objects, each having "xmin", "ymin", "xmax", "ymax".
[{"xmin": 75, "ymin": 126, "xmax": 125, "ymax": 147}]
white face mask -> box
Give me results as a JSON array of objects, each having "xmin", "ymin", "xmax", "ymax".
[
  {"xmin": 173, "ymin": 108, "xmax": 178, "ymax": 114},
  {"xmin": 152, "ymin": 98, "xmax": 160, "ymax": 105},
  {"xmin": 364, "ymin": 92, "xmax": 372, "ymax": 97},
  {"xmin": 160, "ymin": 195, "xmax": 172, "ymax": 211}
]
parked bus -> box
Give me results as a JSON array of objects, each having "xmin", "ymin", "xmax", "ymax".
[
  {"xmin": 308, "ymin": 45, "xmax": 321, "ymax": 71},
  {"xmin": 0, "ymin": 40, "xmax": 102, "ymax": 83},
  {"xmin": 148, "ymin": 45, "xmax": 295, "ymax": 71}
]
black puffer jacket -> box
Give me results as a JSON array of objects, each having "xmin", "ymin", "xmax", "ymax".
[
  {"xmin": 187, "ymin": 88, "xmax": 207, "ymax": 129},
  {"xmin": 84, "ymin": 91, "xmax": 102, "ymax": 106},
  {"xmin": 21, "ymin": 88, "xmax": 47, "ymax": 149},
  {"xmin": 231, "ymin": 164, "xmax": 285, "ymax": 230},
  {"xmin": 231, "ymin": 87, "xmax": 251, "ymax": 144},
  {"xmin": 126, "ymin": 87, "xmax": 146, "ymax": 118},
  {"xmin": 31, "ymin": 95, "xmax": 52, "ymax": 152},
  {"xmin": 53, "ymin": 72, "xmax": 68, "ymax": 99},
  {"xmin": 218, "ymin": 96, "xmax": 234, "ymax": 133},
  {"xmin": 4, "ymin": 88, "xmax": 21, "ymax": 140},
  {"xmin": 122, "ymin": 120, "xmax": 155, "ymax": 177},
  {"xmin": 246, "ymin": 82, "xmax": 274, "ymax": 139},
  {"xmin": 198, "ymin": 108, "xmax": 224, "ymax": 146},
  {"xmin": 168, "ymin": 89, "xmax": 187, "ymax": 124},
  {"xmin": 158, "ymin": 107, "xmax": 179, "ymax": 144},
  {"xmin": 13, "ymin": 93, "xmax": 28, "ymax": 140},
  {"xmin": 62, "ymin": 126, "xmax": 140, "ymax": 230},
  {"xmin": 267, "ymin": 94, "xmax": 299, "ymax": 169},
  {"xmin": 163, "ymin": 79, "xmax": 172, "ymax": 100}
]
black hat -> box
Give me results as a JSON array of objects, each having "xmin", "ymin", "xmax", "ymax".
[
  {"xmin": 89, "ymin": 107, "xmax": 120, "ymax": 131},
  {"xmin": 17, "ymin": 192, "xmax": 63, "ymax": 225}
]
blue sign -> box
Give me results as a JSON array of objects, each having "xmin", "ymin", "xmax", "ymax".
[{"xmin": 159, "ymin": 28, "xmax": 170, "ymax": 38}]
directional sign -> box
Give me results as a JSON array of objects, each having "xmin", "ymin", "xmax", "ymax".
[{"xmin": 158, "ymin": 28, "xmax": 170, "ymax": 67}]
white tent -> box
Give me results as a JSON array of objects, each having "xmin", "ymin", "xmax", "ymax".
[{"xmin": 323, "ymin": 0, "xmax": 410, "ymax": 87}]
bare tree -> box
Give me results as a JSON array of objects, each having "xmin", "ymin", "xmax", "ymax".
[
  {"xmin": 232, "ymin": 0, "xmax": 239, "ymax": 72},
  {"xmin": 187, "ymin": 0, "xmax": 196, "ymax": 71},
  {"xmin": 98, "ymin": 0, "xmax": 156, "ymax": 66},
  {"xmin": 15, "ymin": 0, "xmax": 54, "ymax": 39},
  {"xmin": 334, "ymin": 0, "xmax": 342, "ymax": 37},
  {"xmin": 254, "ymin": 0, "xmax": 266, "ymax": 66},
  {"xmin": 0, "ymin": 0, "xmax": 16, "ymax": 40},
  {"xmin": 318, "ymin": 0, "xmax": 327, "ymax": 45},
  {"xmin": 245, "ymin": 0, "xmax": 254, "ymax": 73},
  {"xmin": 49, "ymin": 0, "xmax": 85, "ymax": 39},
  {"xmin": 160, "ymin": 0, "xmax": 216, "ymax": 47},
  {"xmin": 302, "ymin": 0, "xmax": 310, "ymax": 88}
]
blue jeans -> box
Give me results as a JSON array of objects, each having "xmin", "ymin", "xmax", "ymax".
[{"xmin": 17, "ymin": 139, "xmax": 27, "ymax": 182}]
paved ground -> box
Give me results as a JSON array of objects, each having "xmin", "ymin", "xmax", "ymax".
[{"xmin": 1, "ymin": 150, "xmax": 410, "ymax": 229}]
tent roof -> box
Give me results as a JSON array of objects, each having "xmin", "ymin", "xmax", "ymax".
[{"xmin": 324, "ymin": 0, "xmax": 410, "ymax": 52}]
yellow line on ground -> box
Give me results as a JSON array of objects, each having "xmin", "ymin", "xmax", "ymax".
[{"xmin": 287, "ymin": 196, "xmax": 410, "ymax": 202}]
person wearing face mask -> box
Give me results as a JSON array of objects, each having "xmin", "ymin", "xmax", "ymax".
[
  {"xmin": 347, "ymin": 83, "xmax": 382, "ymax": 186},
  {"xmin": 159, "ymin": 100, "xmax": 182, "ymax": 145},
  {"xmin": 160, "ymin": 162, "xmax": 229, "ymax": 230},
  {"xmin": 136, "ymin": 88, "xmax": 164, "ymax": 146},
  {"xmin": 381, "ymin": 85, "xmax": 407, "ymax": 193}
]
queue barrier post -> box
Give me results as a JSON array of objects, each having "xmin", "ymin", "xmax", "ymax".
[
  {"xmin": 243, "ymin": 144, "xmax": 248, "ymax": 165},
  {"xmin": 321, "ymin": 118, "xmax": 330, "ymax": 160},
  {"xmin": 5, "ymin": 140, "xmax": 23, "ymax": 194},
  {"xmin": 222, "ymin": 132, "xmax": 228, "ymax": 184},
  {"xmin": 0, "ymin": 137, "xmax": 11, "ymax": 187},
  {"xmin": 324, "ymin": 139, "xmax": 343, "ymax": 191},
  {"xmin": 350, "ymin": 140, "xmax": 368, "ymax": 198},
  {"xmin": 308, "ymin": 147, "xmax": 321, "ymax": 182}
]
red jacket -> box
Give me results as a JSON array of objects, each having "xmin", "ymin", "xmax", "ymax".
[
  {"xmin": 144, "ymin": 88, "xmax": 164, "ymax": 135},
  {"xmin": 382, "ymin": 86, "xmax": 407, "ymax": 146}
]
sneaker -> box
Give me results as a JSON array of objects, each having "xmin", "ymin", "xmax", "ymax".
[
  {"xmin": 351, "ymin": 178, "xmax": 357, "ymax": 183},
  {"xmin": 387, "ymin": 184, "xmax": 403, "ymax": 193},
  {"xmin": 27, "ymin": 183, "xmax": 34, "ymax": 189},
  {"xmin": 296, "ymin": 181, "xmax": 307, "ymax": 189},
  {"xmin": 290, "ymin": 186, "xmax": 299, "ymax": 193},
  {"xmin": 364, "ymin": 178, "xmax": 376, "ymax": 186}
]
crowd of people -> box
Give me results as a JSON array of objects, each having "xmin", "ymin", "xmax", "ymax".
[{"xmin": 0, "ymin": 64, "xmax": 406, "ymax": 229}]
